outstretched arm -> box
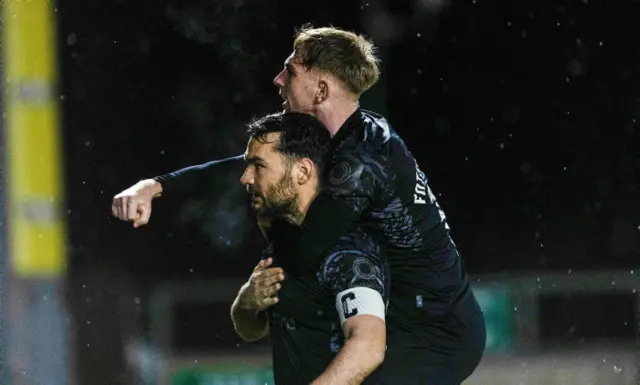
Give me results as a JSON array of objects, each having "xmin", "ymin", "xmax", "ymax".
[
  {"xmin": 111, "ymin": 154, "xmax": 244, "ymax": 227},
  {"xmin": 153, "ymin": 154, "xmax": 244, "ymax": 195}
]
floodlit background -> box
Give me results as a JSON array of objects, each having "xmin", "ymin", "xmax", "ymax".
[{"xmin": 1, "ymin": 0, "xmax": 638, "ymax": 384}]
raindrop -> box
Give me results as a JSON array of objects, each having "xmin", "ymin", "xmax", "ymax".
[{"xmin": 614, "ymin": 366, "xmax": 623, "ymax": 374}]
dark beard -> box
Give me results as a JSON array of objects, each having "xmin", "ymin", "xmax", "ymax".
[{"xmin": 259, "ymin": 173, "xmax": 301, "ymax": 222}]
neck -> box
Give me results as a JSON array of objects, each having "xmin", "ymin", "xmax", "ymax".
[
  {"xmin": 314, "ymin": 99, "xmax": 359, "ymax": 138},
  {"xmin": 284, "ymin": 185, "xmax": 318, "ymax": 225}
]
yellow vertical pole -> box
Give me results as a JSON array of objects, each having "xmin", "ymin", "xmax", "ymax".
[
  {"xmin": 1, "ymin": 1, "xmax": 72, "ymax": 384},
  {"xmin": 3, "ymin": 0, "xmax": 66, "ymax": 278}
]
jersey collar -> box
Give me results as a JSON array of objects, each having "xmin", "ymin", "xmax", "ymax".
[{"xmin": 331, "ymin": 108, "xmax": 363, "ymax": 147}]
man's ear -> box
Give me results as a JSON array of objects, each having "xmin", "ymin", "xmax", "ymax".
[
  {"xmin": 315, "ymin": 79, "xmax": 329, "ymax": 104},
  {"xmin": 295, "ymin": 158, "xmax": 315, "ymax": 185}
]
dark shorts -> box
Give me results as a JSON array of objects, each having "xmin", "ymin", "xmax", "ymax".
[{"xmin": 366, "ymin": 292, "xmax": 486, "ymax": 385}]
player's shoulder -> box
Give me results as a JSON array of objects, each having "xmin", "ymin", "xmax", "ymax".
[
  {"xmin": 333, "ymin": 109, "xmax": 392, "ymax": 156},
  {"xmin": 328, "ymin": 226, "xmax": 381, "ymax": 258},
  {"xmin": 317, "ymin": 227, "xmax": 384, "ymax": 282}
]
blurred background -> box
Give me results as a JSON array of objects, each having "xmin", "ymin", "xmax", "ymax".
[{"xmin": 1, "ymin": 0, "xmax": 639, "ymax": 384}]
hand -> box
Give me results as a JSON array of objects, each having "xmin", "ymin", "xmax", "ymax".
[
  {"xmin": 111, "ymin": 179, "xmax": 162, "ymax": 228},
  {"xmin": 239, "ymin": 258, "xmax": 285, "ymax": 312}
]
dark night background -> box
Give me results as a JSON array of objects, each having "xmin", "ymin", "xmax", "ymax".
[
  {"xmin": 58, "ymin": 0, "xmax": 639, "ymax": 280},
  {"xmin": 50, "ymin": 1, "xmax": 639, "ymax": 381}
]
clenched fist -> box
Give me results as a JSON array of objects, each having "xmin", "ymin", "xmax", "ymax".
[{"xmin": 111, "ymin": 179, "xmax": 163, "ymax": 228}]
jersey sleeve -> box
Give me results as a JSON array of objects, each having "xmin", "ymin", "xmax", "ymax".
[
  {"xmin": 153, "ymin": 154, "xmax": 245, "ymax": 196},
  {"xmin": 318, "ymin": 228, "xmax": 389, "ymax": 325}
]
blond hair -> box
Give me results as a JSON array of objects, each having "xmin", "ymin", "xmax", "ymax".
[{"xmin": 293, "ymin": 26, "xmax": 380, "ymax": 96}]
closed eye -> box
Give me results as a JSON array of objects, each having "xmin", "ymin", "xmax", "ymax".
[{"xmin": 286, "ymin": 63, "xmax": 295, "ymax": 76}]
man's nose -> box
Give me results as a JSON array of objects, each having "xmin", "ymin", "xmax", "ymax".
[
  {"xmin": 273, "ymin": 70, "xmax": 285, "ymax": 87},
  {"xmin": 240, "ymin": 168, "xmax": 253, "ymax": 186}
]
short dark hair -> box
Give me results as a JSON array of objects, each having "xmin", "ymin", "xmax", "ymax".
[{"xmin": 246, "ymin": 112, "xmax": 332, "ymax": 175}]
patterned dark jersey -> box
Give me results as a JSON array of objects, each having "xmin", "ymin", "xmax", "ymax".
[
  {"xmin": 264, "ymin": 227, "xmax": 389, "ymax": 385},
  {"xmin": 274, "ymin": 109, "xmax": 472, "ymax": 328}
]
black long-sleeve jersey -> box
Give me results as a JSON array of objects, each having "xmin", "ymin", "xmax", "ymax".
[
  {"xmin": 263, "ymin": 227, "xmax": 389, "ymax": 385},
  {"xmin": 154, "ymin": 109, "xmax": 479, "ymax": 351}
]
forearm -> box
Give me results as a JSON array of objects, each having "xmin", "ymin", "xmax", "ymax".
[
  {"xmin": 230, "ymin": 283, "xmax": 269, "ymax": 342},
  {"xmin": 138, "ymin": 179, "xmax": 163, "ymax": 198},
  {"xmin": 311, "ymin": 337, "xmax": 384, "ymax": 385},
  {"xmin": 153, "ymin": 154, "xmax": 244, "ymax": 196}
]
